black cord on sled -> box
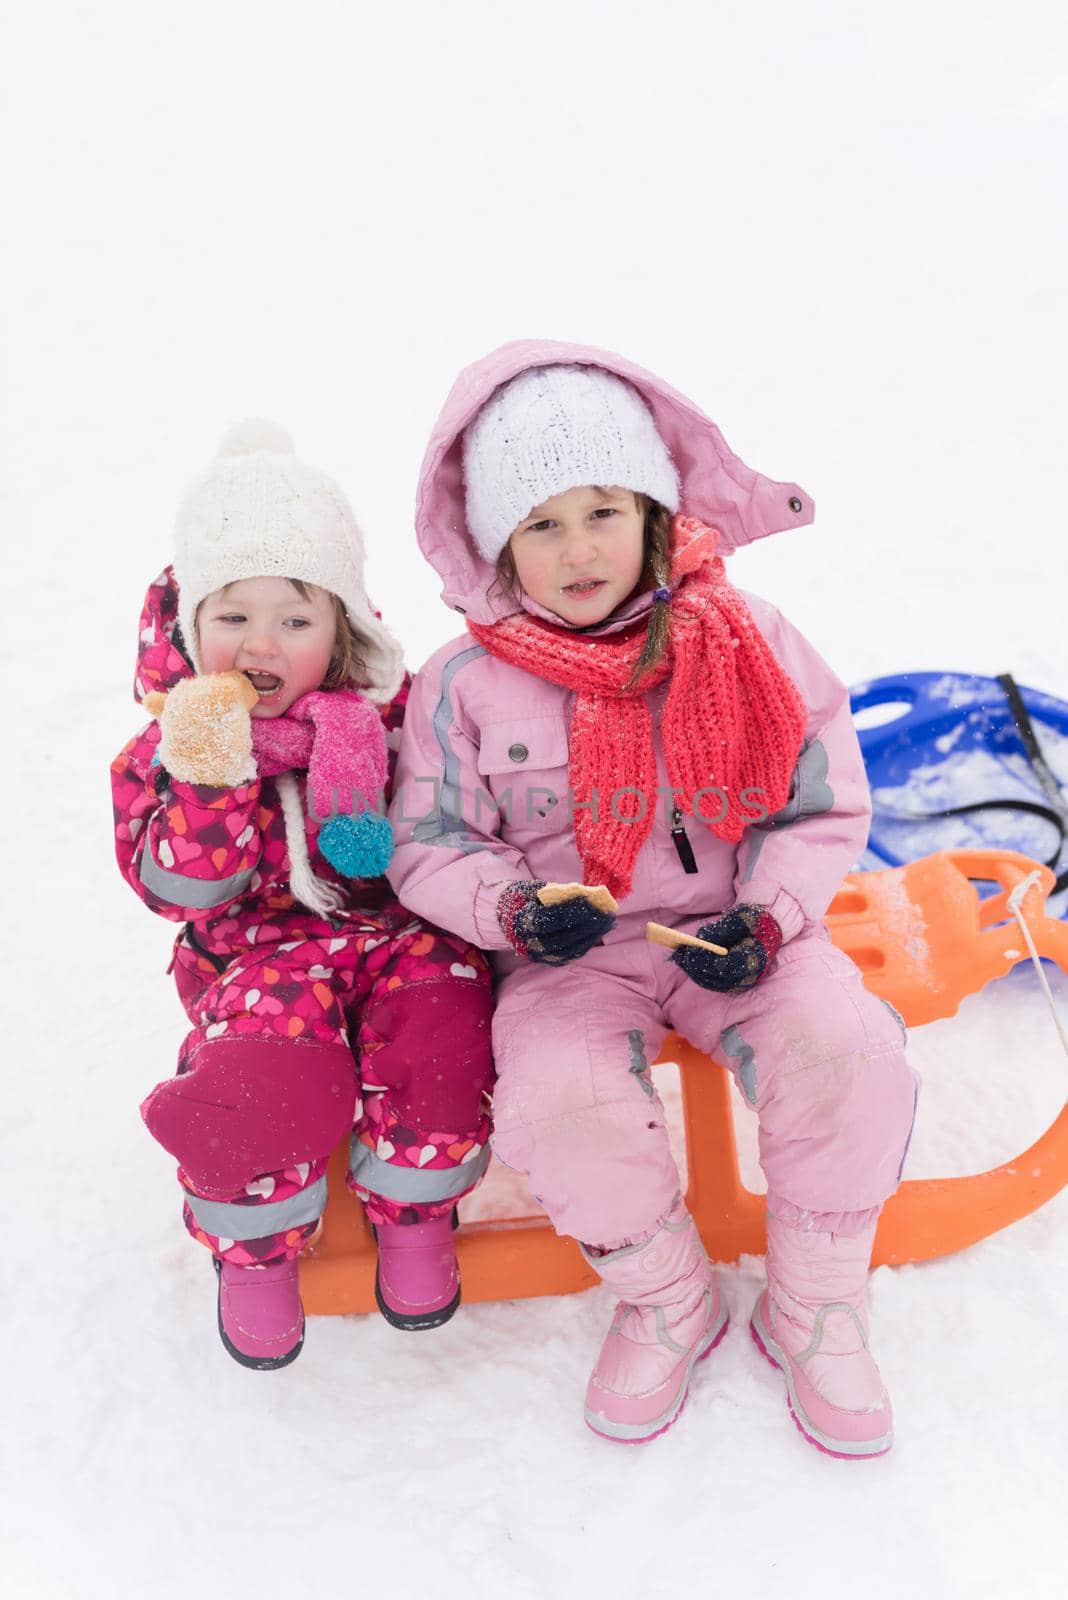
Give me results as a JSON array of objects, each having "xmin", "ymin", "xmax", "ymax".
[{"xmin": 869, "ymin": 673, "xmax": 1068, "ymax": 895}]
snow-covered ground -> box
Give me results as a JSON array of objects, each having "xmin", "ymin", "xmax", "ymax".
[{"xmin": 3, "ymin": 4, "xmax": 1067, "ymax": 1597}]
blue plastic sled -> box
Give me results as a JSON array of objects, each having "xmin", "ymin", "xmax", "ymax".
[{"xmin": 849, "ymin": 671, "xmax": 1068, "ymax": 912}]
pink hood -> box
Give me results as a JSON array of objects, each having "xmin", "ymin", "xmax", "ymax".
[{"xmin": 415, "ymin": 339, "xmax": 814, "ymax": 626}]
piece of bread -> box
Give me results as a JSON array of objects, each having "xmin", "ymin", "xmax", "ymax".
[
  {"xmin": 142, "ymin": 670, "xmax": 259, "ymax": 720},
  {"xmin": 536, "ymin": 882, "xmax": 620, "ymax": 916},
  {"xmin": 646, "ymin": 921, "xmax": 728, "ymax": 956},
  {"xmin": 145, "ymin": 671, "xmax": 260, "ymax": 788}
]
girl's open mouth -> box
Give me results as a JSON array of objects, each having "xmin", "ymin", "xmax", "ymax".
[
  {"xmin": 244, "ymin": 671, "xmax": 284, "ymax": 700},
  {"xmin": 563, "ymin": 580, "xmax": 605, "ymax": 597}
]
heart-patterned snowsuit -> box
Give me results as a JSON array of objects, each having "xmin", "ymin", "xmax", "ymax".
[{"xmin": 111, "ymin": 568, "xmax": 494, "ymax": 1266}]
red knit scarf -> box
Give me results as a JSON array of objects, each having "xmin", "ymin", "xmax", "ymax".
[{"xmin": 467, "ymin": 516, "xmax": 808, "ymax": 900}]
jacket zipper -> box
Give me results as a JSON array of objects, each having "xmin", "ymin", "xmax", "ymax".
[
  {"xmin": 183, "ymin": 922, "xmax": 229, "ymax": 975},
  {"xmin": 670, "ymin": 805, "xmax": 699, "ymax": 874}
]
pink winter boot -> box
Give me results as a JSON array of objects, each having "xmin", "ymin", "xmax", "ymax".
[
  {"xmin": 749, "ymin": 1212, "xmax": 892, "ymax": 1459},
  {"xmin": 581, "ymin": 1199, "xmax": 729, "ymax": 1443},
  {"xmin": 214, "ymin": 1256, "xmax": 305, "ymax": 1370},
  {"xmin": 374, "ymin": 1213, "xmax": 461, "ymax": 1331}
]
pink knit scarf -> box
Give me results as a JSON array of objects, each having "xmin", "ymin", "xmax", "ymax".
[
  {"xmin": 250, "ymin": 689, "xmax": 388, "ymax": 819},
  {"xmin": 467, "ymin": 516, "xmax": 808, "ymax": 900}
]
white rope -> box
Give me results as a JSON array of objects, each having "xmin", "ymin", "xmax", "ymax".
[
  {"xmin": 1006, "ymin": 870, "xmax": 1068, "ymax": 1061},
  {"xmin": 276, "ymin": 771, "xmax": 346, "ymax": 919}
]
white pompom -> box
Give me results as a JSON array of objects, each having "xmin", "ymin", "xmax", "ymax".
[{"xmin": 216, "ymin": 418, "xmax": 295, "ymax": 459}]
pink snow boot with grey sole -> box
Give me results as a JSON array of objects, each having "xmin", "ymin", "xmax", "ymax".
[
  {"xmin": 374, "ymin": 1213, "xmax": 461, "ymax": 1331},
  {"xmin": 749, "ymin": 1212, "xmax": 893, "ymax": 1459},
  {"xmin": 214, "ymin": 1256, "xmax": 305, "ymax": 1370},
  {"xmin": 581, "ymin": 1198, "xmax": 729, "ymax": 1443}
]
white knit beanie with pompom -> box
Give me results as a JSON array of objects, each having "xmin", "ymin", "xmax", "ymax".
[{"xmin": 174, "ymin": 419, "xmax": 404, "ymax": 704}]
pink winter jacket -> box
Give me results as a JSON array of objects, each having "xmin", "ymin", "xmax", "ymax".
[{"xmin": 387, "ymin": 341, "xmax": 871, "ymax": 958}]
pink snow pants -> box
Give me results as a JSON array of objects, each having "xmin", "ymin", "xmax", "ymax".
[
  {"xmin": 150, "ymin": 921, "xmax": 494, "ymax": 1267},
  {"xmin": 490, "ymin": 922, "xmax": 918, "ymax": 1249}
]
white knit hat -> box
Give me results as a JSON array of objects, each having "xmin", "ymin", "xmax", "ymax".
[
  {"xmin": 174, "ymin": 419, "xmax": 404, "ymax": 704},
  {"xmin": 462, "ymin": 365, "xmax": 680, "ymax": 562}
]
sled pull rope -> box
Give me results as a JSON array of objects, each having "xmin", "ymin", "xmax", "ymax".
[
  {"xmin": 998, "ymin": 673, "xmax": 1068, "ymax": 894},
  {"xmin": 1007, "ymin": 870, "xmax": 1068, "ymax": 1061},
  {"xmin": 996, "ymin": 674, "xmax": 1068, "ymax": 825}
]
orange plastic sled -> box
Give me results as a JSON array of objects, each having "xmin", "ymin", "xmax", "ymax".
[{"xmin": 300, "ymin": 848, "xmax": 1068, "ymax": 1313}]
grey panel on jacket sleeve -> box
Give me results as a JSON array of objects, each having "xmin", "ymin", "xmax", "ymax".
[
  {"xmin": 139, "ymin": 849, "xmax": 255, "ymax": 908},
  {"xmin": 410, "ymin": 644, "xmax": 493, "ymax": 855},
  {"xmin": 739, "ymin": 739, "xmax": 834, "ymax": 883}
]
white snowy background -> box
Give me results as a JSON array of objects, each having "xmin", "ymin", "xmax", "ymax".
[{"xmin": 3, "ymin": 3, "xmax": 1067, "ymax": 1597}]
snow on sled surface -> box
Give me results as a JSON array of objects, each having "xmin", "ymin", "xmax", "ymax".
[{"xmin": 851, "ymin": 672, "xmax": 1068, "ymax": 917}]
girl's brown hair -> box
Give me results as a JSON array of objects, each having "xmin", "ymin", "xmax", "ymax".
[
  {"xmin": 312, "ymin": 588, "xmax": 368, "ymax": 691},
  {"xmin": 193, "ymin": 580, "xmax": 367, "ymax": 691},
  {"xmin": 492, "ymin": 493, "xmax": 674, "ymax": 692}
]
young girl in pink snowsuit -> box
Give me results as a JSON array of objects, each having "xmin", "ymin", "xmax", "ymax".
[
  {"xmin": 388, "ymin": 343, "xmax": 918, "ymax": 1455},
  {"xmin": 112, "ymin": 421, "xmax": 493, "ymax": 1368}
]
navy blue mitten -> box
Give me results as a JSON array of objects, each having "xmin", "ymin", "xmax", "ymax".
[
  {"xmin": 497, "ymin": 880, "xmax": 616, "ymax": 965},
  {"xmin": 671, "ymin": 904, "xmax": 783, "ymax": 992}
]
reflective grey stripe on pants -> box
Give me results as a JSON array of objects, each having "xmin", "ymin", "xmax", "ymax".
[
  {"xmin": 140, "ymin": 848, "xmax": 255, "ymax": 909},
  {"xmin": 185, "ymin": 1176, "xmax": 328, "ymax": 1240},
  {"xmin": 349, "ymin": 1137, "xmax": 491, "ymax": 1201}
]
